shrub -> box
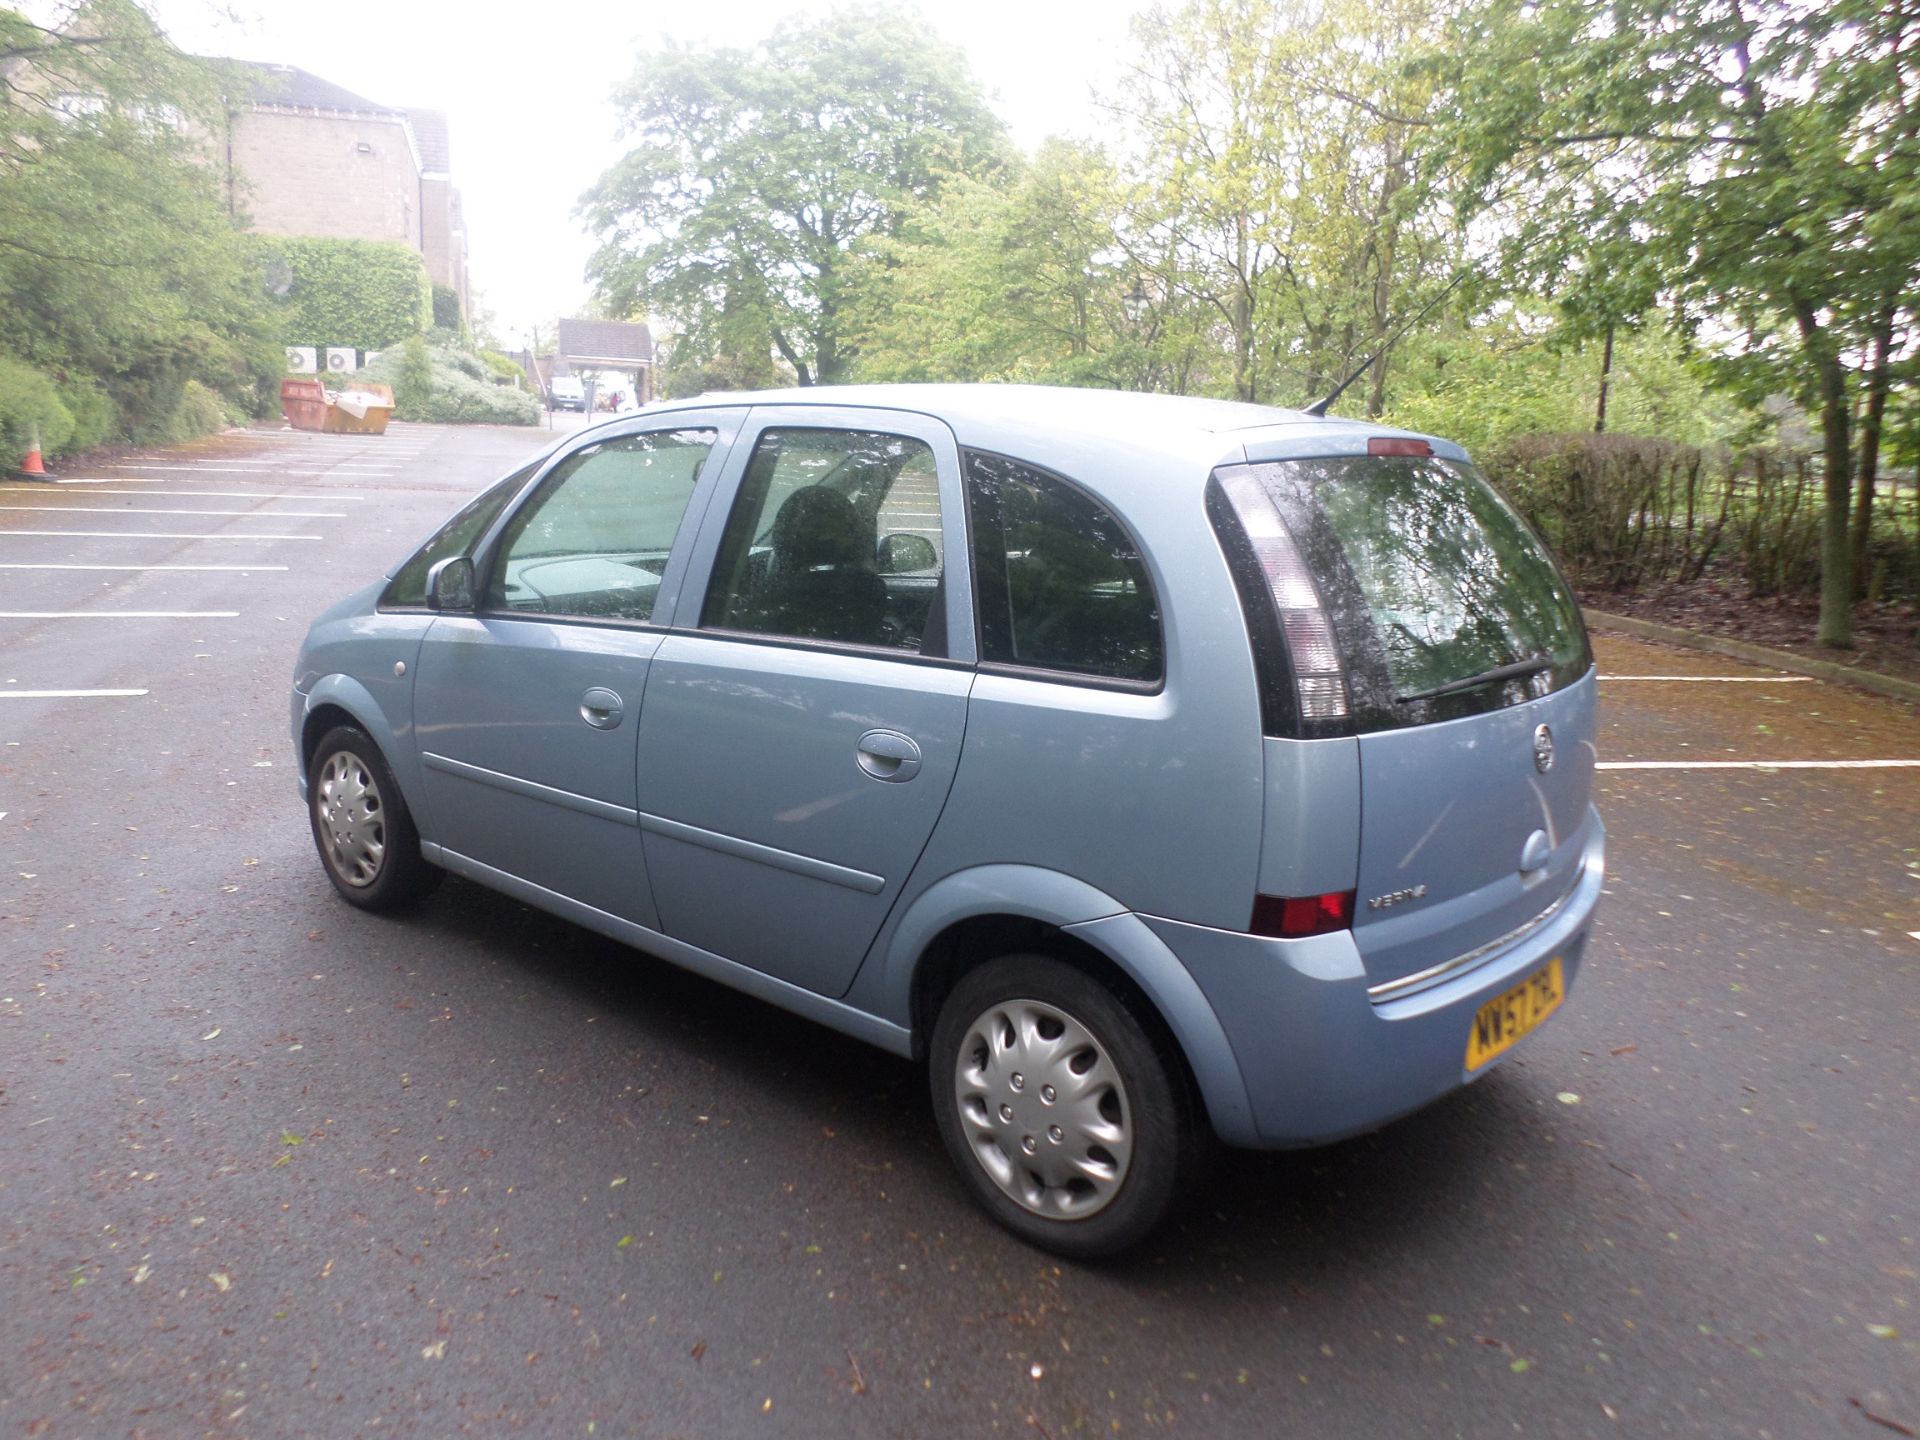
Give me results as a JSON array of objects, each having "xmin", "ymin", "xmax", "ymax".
[
  {"xmin": 357, "ymin": 340, "xmax": 539, "ymax": 426},
  {"xmin": 259, "ymin": 237, "xmax": 432, "ymax": 351},
  {"xmin": 477, "ymin": 349, "xmax": 525, "ymax": 386},
  {"xmin": 162, "ymin": 380, "xmax": 229, "ymax": 444},
  {"xmin": 431, "ymin": 284, "xmax": 463, "ymax": 330},
  {"xmin": 54, "ymin": 375, "xmax": 116, "ymax": 453},
  {"xmin": 0, "ymin": 355, "xmax": 76, "ymax": 464},
  {"xmin": 394, "ymin": 335, "xmax": 433, "ymax": 416}
]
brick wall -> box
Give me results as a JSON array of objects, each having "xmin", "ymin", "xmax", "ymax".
[{"xmin": 230, "ymin": 108, "xmax": 421, "ymax": 249}]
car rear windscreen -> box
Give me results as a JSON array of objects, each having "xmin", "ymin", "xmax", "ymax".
[{"xmin": 1261, "ymin": 455, "xmax": 1589, "ymax": 722}]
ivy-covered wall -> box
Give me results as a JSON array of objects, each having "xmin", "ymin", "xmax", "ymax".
[{"xmin": 260, "ymin": 237, "xmax": 432, "ymax": 352}]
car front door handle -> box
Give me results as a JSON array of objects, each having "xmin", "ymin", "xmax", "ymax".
[
  {"xmin": 580, "ymin": 687, "xmax": 624, "ymax": 730},
  {"xmin": 856, "ymin": 728, "xmax": 923, "ymax": 783}
]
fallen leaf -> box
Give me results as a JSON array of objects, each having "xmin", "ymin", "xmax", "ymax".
[
  {"xmin": 1510, "ymin": 1358, "xmax": 1531, "ymax": 1374},
  {"xmin": 421, "ymin": 1340, "xmax": 447, "ymax": 1360},
  {"xmin": 615, "ymin": 1235, "xmax": 633, "ymax": 1249},
  {"xmin": 690, "ymin": 1341, "xmax": 706, "ymax": 1362},
  {"xmin": 1865, "ymin": 1323, "xmax": 1900, "ymax": 1341},
  {"xmin": 1556, "ymin": 1092, "xmax": 1580, "ymax": 1105},
  {"xmin": 201, "ymin": 1028, "xmax": 221, "ymax": 1041},
  {"xmin": 208, "ymin": 1272, "xmax": 231, "ymax": 1293}
]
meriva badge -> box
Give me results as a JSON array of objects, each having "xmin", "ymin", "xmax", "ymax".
[{"xmin": 1367, "ymin": 884, "xmax": 1429, "ymax": 912}]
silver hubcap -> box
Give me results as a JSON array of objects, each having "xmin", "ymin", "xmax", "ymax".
[
  {"xmin": 953, "ymin": 998, "xmax": 1133, "ymax": 1220},
  {"xmin": 314, "ymin": 750, "xmax": 385, "ymax": 888}
]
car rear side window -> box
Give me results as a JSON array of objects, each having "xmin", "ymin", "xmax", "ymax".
[
  {"xmin": 702, "ymin": 427, "xmax": 946, "ymax": 654},
  {"xmin": 965, "ymin": 452, "xmax": 1162, "ymax": 685}
]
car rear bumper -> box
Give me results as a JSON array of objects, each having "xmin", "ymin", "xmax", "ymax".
[{"xmin": 1142, "ymin": 807, "xmax": 1605, "ymax": 1149}]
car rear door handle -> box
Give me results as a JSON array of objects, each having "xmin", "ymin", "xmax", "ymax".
[
  {"xmin": 856, "ymin": 728, "xmax": 922, "ymax": 782},
  {"xmin": 580, "ymin": 687, "xmax": 624, "ymax": 730}
]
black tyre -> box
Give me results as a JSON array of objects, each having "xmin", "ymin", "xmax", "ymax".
[
  {"xmin": 307, "ymin": 725, "xmax": 439, "ymax": 912},
  {"xmin": 929, "ymin": 954, "xmax": 1207, "ymax": 1259}
]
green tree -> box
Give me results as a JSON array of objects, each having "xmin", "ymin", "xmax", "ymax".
[
  {"xmin": 0, "ymin": 2, "xmax": 275, "ymax": 436},
  {"xmin": 845, "ymin": 140, "xmax": 1207, "ymax": 389},
  {"xmin": 1434, "ymin": 0, "xmax": 1920, "ymax": 646},
  {"xmin": 1113, "ymin": 0, "xmax": 1460, "ymax": 408},
  {"xmin": 582, "ymin": 3, "xmax": 1009, "ymax": 387}
]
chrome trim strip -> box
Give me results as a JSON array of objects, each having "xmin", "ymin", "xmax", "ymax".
[
  {"xmin": 638, "ymin": 812, "xmax": 887, "ymax": 895},
  {"xmin": 421, "ymin": 751, "xmax": 639, "ymax": 827},
  {"xmin": 1365, "ymin": 888, "xmax": 1573, "ymax": 1004}
]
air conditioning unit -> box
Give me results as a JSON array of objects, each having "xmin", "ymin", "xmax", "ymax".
[
  {"xmin": 325, "ymin": 347, "xmax": 357, "ymax": 374},
  {"xmin": 285, "ymin": 346, "xmax": 317, "ymax": 373}
]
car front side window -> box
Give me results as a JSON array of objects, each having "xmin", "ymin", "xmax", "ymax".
[{"xmin": 482, "ymin": 429, "xmax": 717, "ymax": 623}]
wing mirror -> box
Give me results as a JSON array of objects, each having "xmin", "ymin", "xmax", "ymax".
[
  {"xmin": 876, "ymin": 532, "xmax": 937, "ymax": 575},
  {"xmin": 425, "ymin": 556, "xmax": 475, "ymax": 612}
]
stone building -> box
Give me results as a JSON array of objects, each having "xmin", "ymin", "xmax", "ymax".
[{"xmin": 218, "ymin": 63, "xmax": 470, "ymax": 320}]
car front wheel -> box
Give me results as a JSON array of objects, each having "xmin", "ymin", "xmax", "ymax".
[
  {"xmin": 307, "ymin": 725, "xmax": 439, "ymax": 911},
  {"xmin": 929, "ymin": 954, "xmax": 1205, "ymax": 1258}
]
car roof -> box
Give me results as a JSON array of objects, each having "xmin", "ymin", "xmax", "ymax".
[{"xmin": 639, "ymin": 383, "xmax": 1467, "ymax": 492}]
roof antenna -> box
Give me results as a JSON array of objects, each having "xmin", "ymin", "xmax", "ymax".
[{"xmin": 1303, "ymin": 269, "xmax": 1471, "ymax": 417}]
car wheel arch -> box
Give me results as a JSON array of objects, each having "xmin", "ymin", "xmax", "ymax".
[{"xmin": 876, "ymin": 865, "xmax": 1260, "ymax": 1147}]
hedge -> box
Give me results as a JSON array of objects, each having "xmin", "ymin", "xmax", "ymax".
[{"xmin": 260, "ymin": 237, "xmax": 432, "ymax": 352}]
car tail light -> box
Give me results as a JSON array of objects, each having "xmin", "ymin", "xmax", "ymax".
[
  {"xmin": 1213, "ymin": 468, "xmax": 1349, "ymax": 722},
  {"xmin": 1368, "ymin": 436, "xmax": 1433, "ymax": 457},
  {"xmin": 1251, "ymin": 890, "xmax": 1355, "ymax": 939}
]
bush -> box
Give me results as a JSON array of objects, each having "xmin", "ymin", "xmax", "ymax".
[
  {"xmin": 162, "ymin": 379, "xmax": 229, "ymax": 444},
  {"xmin": 477, "ymin": 349, "xmax": 524, "ymax": 386},
  {"xmin": 394, "ymin": 335, "xmax": 433, "ymax": 416},
  {"xmin": 1480, "ymin": 431, "xmax": 1845, "ymax": 601},
  {"xmin": 0, "ymin": 355, "xmax": 75, "ymax": 463},
  {"xmin": 358, "ymin": 340, "xmax": 539, "ymax": 426},
  {"xmin": 54, "ymin": 375, "xmax": 116, "ymax": 453},
  {"xmin": 431, "ymin": 284, "xmax": 463, "ymax": 331},
  {"xmin": 259, "ymin": 237, "xmax": 432, "ymax": 351}
]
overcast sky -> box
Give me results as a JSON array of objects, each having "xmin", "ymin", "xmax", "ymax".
[{"xmin": 134, "ymin": 0, "xmax": 1139, "ymax": 345}]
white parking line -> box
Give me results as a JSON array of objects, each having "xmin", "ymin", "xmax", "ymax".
[
  {"xmin": 0, "ymin": 688, "xmax": 148, "ymax": 698},
  {"xmin": 1, "ymin": 505, "xmax": 347, "ymax": 518},
  {"xmin": 0, "ymin": 611, "xmax": 239, "ymax": 619},
  {"xmin": 1, "ymin": 529, "xmax": 321, "ymax": 541},
  {"xmin": 53, "ymin": 477, "xmax": 167, "ymax": 485},
  {"xmin": 0, "ymin": 487, "xmax": 364, "ymax": 501},
  {"xmin": 0, "ymin": 563, "xmax": 288, "ymax": 571},
  {"xmin": 1597, "ymin": 759, "xmax": 1920, "ymax": 770},
  {"xmin": 1599, "ymin": 674, "xmax": 1811, "ymax": 683}
]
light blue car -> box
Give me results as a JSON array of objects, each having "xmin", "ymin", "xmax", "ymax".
[{"xmin": 292, "ymin": 385, "xmax": 1604, "ymax": 1256}]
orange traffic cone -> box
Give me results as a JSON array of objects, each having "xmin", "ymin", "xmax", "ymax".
[{"xmin": 16, "ymin": 422, "xmax": 51, "ymax": 479}]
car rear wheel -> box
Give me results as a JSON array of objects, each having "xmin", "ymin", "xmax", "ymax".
[
  {"xmin": 308, "ymin": 725, "xmax": 439, "ymax": 912},
  {"xmin": 929, "ymin": 954, "xmax": 1203, "ymax": 1258}
]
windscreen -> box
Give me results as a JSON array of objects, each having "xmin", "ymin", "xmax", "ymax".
[{"xmin": 1263, "ymin": 455, "xmax": 1589, "ymax": 721}]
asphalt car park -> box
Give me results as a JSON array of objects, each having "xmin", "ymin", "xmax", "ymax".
[{"xmin": 0, "ymin": 421, "xmax": 1914, "ymax": 1438}]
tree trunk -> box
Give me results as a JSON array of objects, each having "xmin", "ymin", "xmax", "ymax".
[
  {"xmin": 1791, "ymin": 303, "xmax": 1852, "ymax": 648},
  {"xmin": 1812, "ymin": 358, "xmax": 1854, "ymax": 647},
  {"xmin": 1849, "ymin": 303, "xmax": 1895, "ymax": 590},
  {"xmin": 1594, "ymin": 323, "xmax": 1615, "ymax": 434}
]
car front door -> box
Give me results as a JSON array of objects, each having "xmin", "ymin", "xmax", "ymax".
[
  {"xmin": 633, "ymin": 406, "xmax": 976, "ymax": 996},
  {"xmin": 411, "ymin": 411, "xmax": 745, "ymax": 925}
]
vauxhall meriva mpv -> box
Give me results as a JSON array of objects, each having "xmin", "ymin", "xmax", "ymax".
[{"xmin": 292, "ymin": 385, "xmax": 1604, "ymax": 1256}]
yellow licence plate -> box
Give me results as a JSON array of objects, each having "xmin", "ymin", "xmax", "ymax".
[{"xmin": 1465, "ymin": 957, "xmax": 1565, "ymax": 1071}]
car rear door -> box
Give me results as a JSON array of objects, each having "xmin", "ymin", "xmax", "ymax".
[
  {"xmin": 632, "ymin": 405, "xmax": 976, "ymax": 997},
  {"xmin": 1216, "ymin": 448, "xmax": 1598, "ymax": 993}
]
